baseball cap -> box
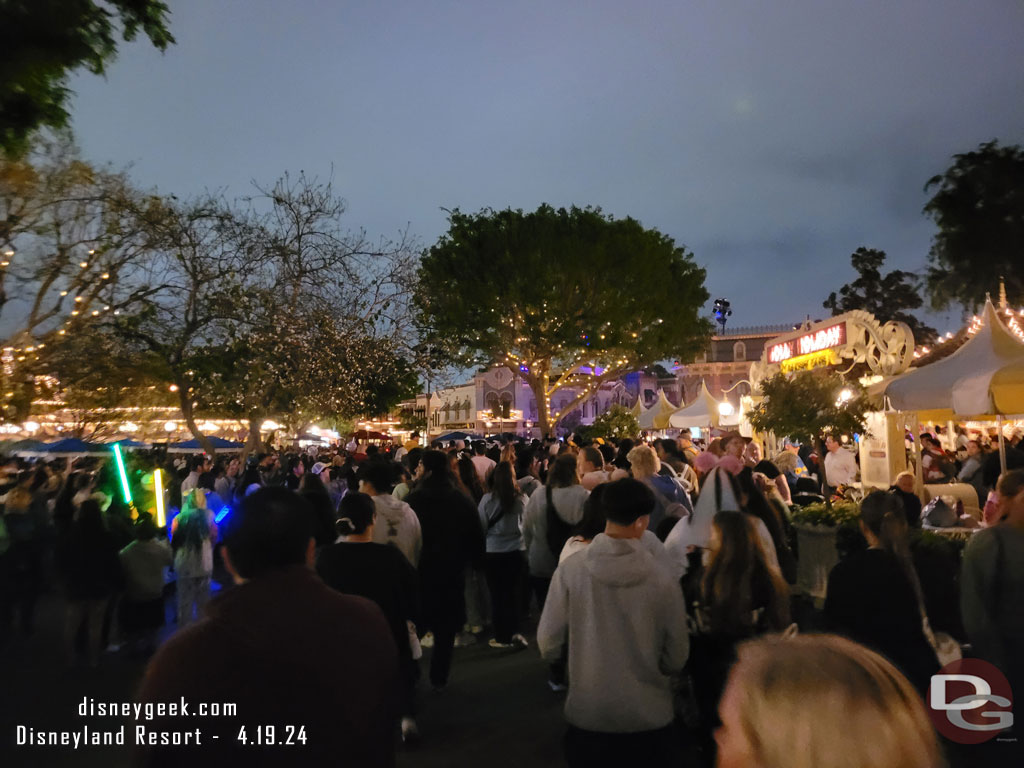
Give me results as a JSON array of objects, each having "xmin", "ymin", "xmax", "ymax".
[{"xmin": 310, "ymin": 462, "xmax": 328, "ymax": 475}]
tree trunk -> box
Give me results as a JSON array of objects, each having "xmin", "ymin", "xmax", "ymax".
[
  {"xmin": 528, "ymin": 377, "xmax": 551, "ymax": 438},
  {"xmin": 240, "ymin": 415, "xmax": 263, "ymax": 464},
  {"xmin": 177, "ymin": 386, "xmax": 215, "ymax": 456}
]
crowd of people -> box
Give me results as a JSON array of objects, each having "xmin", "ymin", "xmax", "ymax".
[{"xmin": 1, "ymin": 425, "xmax": 1023, "ymax": 766}]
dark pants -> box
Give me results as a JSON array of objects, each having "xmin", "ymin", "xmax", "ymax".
[
  {"xmin": 564, "ymin": 724, "xmax": 681, "ymax": 768},
  {"xmin": 484, "ymin": 551, "xmax": 525, "ymax": 643},
  {"xmin": 529, "ymin": 574, "xmax": 551, "ymax": 614},
  {"xmin": 429, "ymin": 626, "xmax": 457, "ymax": 688}
]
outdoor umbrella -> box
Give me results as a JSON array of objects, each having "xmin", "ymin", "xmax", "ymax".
[
  {"xmin": 166, "ymin": 436, "xmax": 244, "ymax": 453},
  {"xmin": 36, "ymin": 438, "xmax": 110, "ymax": 457}
]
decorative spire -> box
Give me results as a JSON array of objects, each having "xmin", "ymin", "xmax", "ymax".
[{"xmin": 999, "ymin": 276, "xmax": 1008, "ymax": 311}]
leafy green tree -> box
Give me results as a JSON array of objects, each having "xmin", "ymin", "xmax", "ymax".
[
  {"xmin": 585, "ymin": 404, "xmax": 640, "ymax": 441},
  {"xmin": 823, "ymin": 247, "xmax": 937, "ymax": 345},
  {"xmin": 747, "ymin": 370, "xmax": 868, "ymax": 492},
  {"xmin": 923, "ymin": 141, "xmax": 1024, "ymax": 311},
  {"xmin": 416, "ymin": 204, "xmax": 711, "ymax": 437},
  {"xmin": 0, "ymin": 0, "xmax": 174, "ymax": 154}
]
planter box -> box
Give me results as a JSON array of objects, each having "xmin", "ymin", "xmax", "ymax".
[{"xmin": 795, "ymin": 524, "xmax": 840, "ymax": 601}]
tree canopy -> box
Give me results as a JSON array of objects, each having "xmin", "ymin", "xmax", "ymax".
[
  {"xmin": 0, "ymin": 0, "xmax": 174, "ymax": 154},
  {"xmin": 416, "ymin": 204, "xmax": 711, "ymax": 436},
  {"xmin": 747, "ymin": 370, "xmax": 868, "ymax": 490},
  {"xmin": 923, "ymin": 140, "xmax": 1024, "ymax": 311},
  {"xmin": 823, "ymin": 247, "xmax": 936, "ymax": 346}
]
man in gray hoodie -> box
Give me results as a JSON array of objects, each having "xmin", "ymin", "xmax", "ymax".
[{"xmin": 537, "ymin": 478, "xmax": 689, "ymax": 767}]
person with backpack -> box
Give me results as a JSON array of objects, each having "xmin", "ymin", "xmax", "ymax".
[
  {"xmin": 523, "ymin": 454, "xmax": 589, "ymax": 613},
  {"xmin": 523, "ymin": 453, "xmax": 588, "ymax": 691},
  {"xmin": 478, "ymin": 462, "xmax": 529, "ymax": 650}
]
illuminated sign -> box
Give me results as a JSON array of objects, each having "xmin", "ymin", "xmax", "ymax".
[
  {"xmin": 780, "ymin": 349, "xmax": 838, "ymax": 373},
  {"xmin": 768, "ymin": 322, "xmax": 846, "ymax": 364}
]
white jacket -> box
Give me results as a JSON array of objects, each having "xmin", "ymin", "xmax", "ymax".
[{"xmin": 369, "ymin": 493, "xmax": 422, "ymax": 566}]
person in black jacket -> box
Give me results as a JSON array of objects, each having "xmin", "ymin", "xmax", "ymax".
[
  {"xmin": 404, "ymin": 450, "xmax": 485, "ymax": 689},
  {"xmin": 824, "ymin": 491, "xmax": 939, "ymax": 693},
  {"xmin": 317, "ymin": 492, "xmax": 421, "ymax": 742},
  {"xmin": 56, "ymin": 499, "xmax": 123, "ymax": 666}
]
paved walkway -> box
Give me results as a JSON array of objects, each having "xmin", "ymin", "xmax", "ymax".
[{"xmin": 2, "ymin": 588, "xmax": 568, "ymax": 767}]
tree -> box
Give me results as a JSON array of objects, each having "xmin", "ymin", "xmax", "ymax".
[
  {"xmin": 823, "ymin": 247, "xmax": 937, "ymax": 346},
  {"xmin": 110, "ymin": 194, "xmax": 254, "ymax": 454},
  {"xmin": 585, "ymin": 404, "xmax": 640, "ymax": 441},
  {"xmin": 923, "ymin": 140, "xmax": 1024, "ymax": 312},
  {"xmin": 416, "ymin": 204, "xmax": 712, "ymax": 437},
  {"xmin": 29, "ymin": 326, "xmax": 170, "ymax": 438},
  {"xmin": 0, "ymin": 0, "xmax": 174, "ymax": 154},
  {"xmin": 747, "ymin": 370, "xmax": 868, "ymax": 493},
  {"xmin": 0, "ymin": 137, "xmax": 169, "ymax": 350}
]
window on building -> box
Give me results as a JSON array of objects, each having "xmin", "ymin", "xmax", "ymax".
[{"xmin": 733, "ymin": 341, "xmax": 746, "ymax": 362}]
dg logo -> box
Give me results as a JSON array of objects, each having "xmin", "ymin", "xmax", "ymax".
[{"xmin": 928, "ymin": 658, "xmax": 1014, "ymax": 744}]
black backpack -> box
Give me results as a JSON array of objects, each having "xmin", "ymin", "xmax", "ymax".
[{"xmin": 545, "ymin": 486, "xmax": 574, "ymax": 557}]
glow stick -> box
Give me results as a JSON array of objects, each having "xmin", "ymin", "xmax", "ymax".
[
  {"xmin": 215, "ymin": 506, "xmax": 230, "ymax": 524},
  {"xmin": 113, "ymin": 443, "xmax": 132, "ymax": 505},
  {"xmin": 154, "ymin": 468, "xmax": 165, "ymax": 527}
]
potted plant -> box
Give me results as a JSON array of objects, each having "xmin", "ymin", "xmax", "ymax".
[{"xmin": 790, "ymin": 500, "xmax": 862, "ymax": 601}]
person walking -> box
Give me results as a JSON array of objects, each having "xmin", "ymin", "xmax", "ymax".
[
  {"xmin": 404, "ymin": 450, "xmax": 485, "ymax": 690},
  {"xmin": 478, "ymin": 462, "xmax": 529, "ymax": 650},
  {"xmin": 824, "ymin": 490, "xmax": 939, "ymax": 693},
  {"xmin": 961, "ymin": 469, "xmax": 1024, "ymax": 702},
  {"xmin": 317, "ymin": 492, "xmax": 421, "ymax": 744},
  {"xmin": 522, "ymin": 454, "xmax": 588, "ymax": 613},
  {"xmin": 537, "ymin": 478, "xmax": 689, "ymax": 767},
  {"xmin": 56, "ymin": 499, "xmax": 123, "ymax": 666},
  {"xmin": 171, "ymin": 489, "xmax": 217, "ymax": 628}
]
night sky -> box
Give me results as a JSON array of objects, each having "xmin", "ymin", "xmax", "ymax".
[{"xmin": 67, "ymin": 0, "xmax": 1024, "ymax": 333}]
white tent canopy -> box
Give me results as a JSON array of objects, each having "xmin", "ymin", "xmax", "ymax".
[
  {"xmin": 883, "ymin": 298, "xmax": 1024, "ymax": 417},
  {"xmin": 637, "ymin": 389, "xmax": 680, "ymax": 430},
  {"xmin": 669, "ymin": 381, "xmax": 719, "ymax": 429}
]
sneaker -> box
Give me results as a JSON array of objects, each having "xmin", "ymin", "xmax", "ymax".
[
  {"xmin": 548, "ymin": 680, "xmax": 568, "ymax": 692},
  {"xmin": 401, "ymin": 717, "xmax": 419, "ymax": 745},
  {"xmin": 511, "ymin": 633, "xmax": 529, "ymax": 649},
  {"xmin": 489, "ymin": 638, "xmax": 515, "ymax": 649},
  {"xmin": 419, "ymin": 632, "xmax": 434, "ymax": 648}
]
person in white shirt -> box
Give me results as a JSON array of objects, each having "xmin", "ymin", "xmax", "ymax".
[
  {"xmin": 357, "ymin": 462, "xmax": 422, "ymax": 566},
  {"xmin": 180, "ymin": 455, "xmax": 210, "ymax": 497},
  {"xmin": 470, "ymin": 442, "xmax": 496, "ymax": 483},
  {"xmin": 823, "ymin": 434, "xmax": 858, "ymax": 487}
]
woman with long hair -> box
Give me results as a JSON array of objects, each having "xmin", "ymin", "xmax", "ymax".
[
  {"xmin": 56, "ymin": 499, "xmax": 123, "ymax": 666},
  {"xmin": 171, "ymin": 489, "xmax": 218, "ymax": 628},
  {"xmin": 478, "ymin": 461, "xmax": 529, "ymax": 650},
  {"xmin": 457, "ymin": 455, "xmax": 485, "ymax": 505},
  {"xmin": 688, "ymin": 510, "xmax": 791, "ymax": 737},
  {"xmin": 824, "ymin": 490, "xmax": 939, "ymax": 693},
  {"xmin": 716, "ymin": 634, "xmax": 942, "ymax": 768},
  {"xmin": 404, "ymin": 450, "xmax": 485, "ymax": 690}
]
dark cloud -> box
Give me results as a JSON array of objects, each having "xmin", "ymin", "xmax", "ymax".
[{"xmin": 66, "ymin": 0, "xmax": 1024, "ymax": 334}]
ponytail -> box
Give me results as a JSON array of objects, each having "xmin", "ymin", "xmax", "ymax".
[{"xmin": 335, "ymin": 492, "xmax": 375, "ymax": 537}]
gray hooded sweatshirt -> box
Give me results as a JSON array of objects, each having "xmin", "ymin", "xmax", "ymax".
[{"xmin": 537, "ymin": 533, "xmax": 689, "ymax": 733}]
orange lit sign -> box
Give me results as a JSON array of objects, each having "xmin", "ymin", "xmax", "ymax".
[{"xmin": 768, "ymin": 322, "xmax": 846, "ymax": 364}]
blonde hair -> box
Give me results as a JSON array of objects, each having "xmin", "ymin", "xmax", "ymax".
[
  {"xmin": 626, "ymin": 444, "xmax": 660, "ymax": 479},
  {"xmin": 726, "ymin": 634, "xmax": 942, "ymax": 768},
  {"xmin": 771, "ymin": 451, "xmax": 798, "ymax": 475}
]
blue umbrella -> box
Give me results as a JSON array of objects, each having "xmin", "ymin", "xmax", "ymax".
[
  {"xmin": 166, "ymin": 436, "xmax": 244, "ymax": 453},
  {"xmin": 37, "ymin": 438, "xmax": 109, "ymax": 456}
]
